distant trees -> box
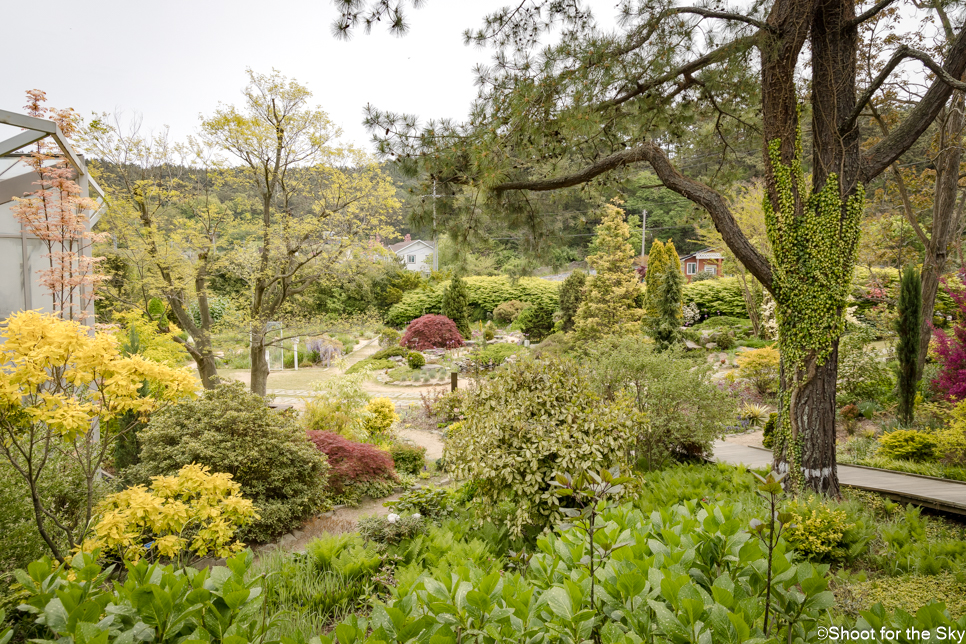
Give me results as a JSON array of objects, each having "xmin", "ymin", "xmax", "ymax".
[{"xmin": 573, "ymin": 205, "xmax": 642, "ymax": 342}]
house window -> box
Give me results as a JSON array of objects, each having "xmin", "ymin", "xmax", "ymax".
[
  {"xmin": 407, "ymin": 254, "xmax": 416, "ymax": 264},
  {"xmin": 705, "ymin": 264, "xmax": 716, "ymax": 275},
  {"xmin": 686, "ymin": 262, "xmax": 696, "ymax": 275}
]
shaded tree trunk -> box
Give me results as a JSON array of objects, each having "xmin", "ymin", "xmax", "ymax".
[
  {"xmin": 919, "ymin": 91, "xmax": 966, "ymax": 379},
  {"xmin": 250, "ymin": 327, "xmax": 270, "ymax": 397}
]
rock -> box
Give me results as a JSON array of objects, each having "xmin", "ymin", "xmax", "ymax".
[
  {"xmin": 705, "ymin": 342, "xmax": 719, "ymax": 349},
  {"xmin": 277, "ymin": 533, "xmax": 297, "ymax": 548},
  {"xmin": 684, "ymin": 340, "xmax": 701, "ymax": 350}
]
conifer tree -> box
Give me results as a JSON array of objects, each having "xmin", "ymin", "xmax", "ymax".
[
  {"xmin": 644, "ymin": 239, "xmax": 667, "ymax": 321},
  {"xmin": 896, "ymin": 265, "xmax": 922, "ymax": 426},
  {"xmin": 442, "ymin": 274, "xmax": 471, "ymax": 338},
  {"xmin": 648, "ymin": 240, "xmax": 685, "ymax": 350},
  {"xmin": 573, "ymin": 205, "xmax": 642, "ymax": 342},
  {"xmin": 557, "ymin": 270, "xmax": 586, "ymax": 333}
]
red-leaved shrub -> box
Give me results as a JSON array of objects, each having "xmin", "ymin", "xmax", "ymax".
[
  {"xmin": 306, "ymin": 431, "xmax": 396, "ymax": 493},
  {"xmin": 932, "ymin": 275, "xmax": 966, "ymax": 402},
  {"xmin": 400, "ymin": 314, "xmax": 465, "ymax": 350}
]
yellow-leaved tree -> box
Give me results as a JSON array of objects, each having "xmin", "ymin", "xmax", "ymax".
[
  {"xmin": 572, "ymin": 204, "xmax": 643, "ymax": 342},
  {"xmin": 0, "ymin": 311, "xmax": 197, "ymax": 561},
  {"xmin": 201, "ymin": 69, "xmax": 400, "ymax": 396},
  {"xmin": 82, "ymin": 463, "xmax": 257, "ymax": 567}
]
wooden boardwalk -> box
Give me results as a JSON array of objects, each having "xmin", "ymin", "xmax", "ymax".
[{"xmin": 713, "ymin": 440, "xmax": 966, "ymax": 516}]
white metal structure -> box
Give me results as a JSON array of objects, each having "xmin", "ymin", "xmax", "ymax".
[{"xmin": 0, "ymin": 110, "xmax": 104, "ymax": 323}]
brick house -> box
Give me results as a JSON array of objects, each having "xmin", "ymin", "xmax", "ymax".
[{"xmin": 679, "ymin": 248, "xmax": 723, "ymax": 283}]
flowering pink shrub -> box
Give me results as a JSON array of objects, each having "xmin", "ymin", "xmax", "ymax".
[
  {"xmin": 932, "ymin": 276, "xmax": 966, "ymax": 402},
  {"xmin": 400, "ymin": 314, "xmax": 464, "ymax": 351}
]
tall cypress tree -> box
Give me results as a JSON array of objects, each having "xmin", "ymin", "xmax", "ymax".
[
  {"xmin": 557, "ymin": 270, "xmax": 587, "ymax": 333},
  {"xmin": 895, "ymin": 265, "xmax": 922, "ymax": 426},
  {"xmin": 644, "ymin": 239, "xmax": 667, "ymax": 322},
  {"xmin": 648, "ymin": 240, "xmax": 684, "ymax": 350},
  {"xmin": 442, "ymin": 274, "xmax": 471, "ymax": 338}
]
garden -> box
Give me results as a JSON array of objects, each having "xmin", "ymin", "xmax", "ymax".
[{"xmin": 7, "ymin": 0, "xmax": 966, "ymax": 640}]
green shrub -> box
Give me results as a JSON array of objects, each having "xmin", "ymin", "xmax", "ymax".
[
  {"xmin": 556, "ymin": 270, "xmax": 586, "ymax": 332},
  {"xmin": 845, "ymin": 572, "xmax": 966, "ymax": 617},
  {"xmin": 683, "ymin": 277, "xmax": 748, "ymax": 318},
  {"xmin": 465, "ymin": 342, "xmax": 522, "ymax": 372},
  {"xmin": 736, "ymin": 346, "xmax": 780, "ymax": 395},
  {"xmin": 345, "ymin": 357, "xmax": 394, "ymax": 374},
  {"xmin": 532, "ymin": 331, "xmax": 572, "ymax": 358},
  {"xmin": 406, "ymin": 351, "xmax": 426, "ymax": 369},
  {"xmin": 385, "ymin": 486, "xmax": 450, "ymax": 518},
  {"xmin": 514, "ymin": 303, "xmax": 555, "ymax": 341},
  {"xmin": 444, "ymin": 355, "xmax": 635, "ymax": 534},
  {"xmin": 441, "ymin": 275, "xmax": 471, "ymax": 338},
  {"xmin": 379, "ymin": 327, "xmax": 400, "ymax": 347},
  {"xmin": 837, "ymin": 328, "xmax": 895, "ymax": 406},
  {"xmin": 589, "ymin": 338, "xmax": 736, "ymax": 469},
  {"xmin": 783, "ymin": 496, "xmax": 867, "ymax": 563},
  {"xmin": 878, "ymin": 429, "xmax": 937, "ymax": 462},
  {"xmin": 372, "ymin": 345, "xmax": 409, "ymax": 360},
  {"xmin": 762, "ymin": 412, "xmax": 778, "ymax": 448},
  {"xmin": 304, "ymin": 370, "xmax": 373, "ymax": 441},
  {"xmin": 492, "ymin": 299, "xmax": 529, "ymax": 325},
  {"xmin": 0, "ymin": 452, "xmax": 95, "ymax": 589},
  {"xmin": 386, "ymin": 276, "xmax": 560, "ymax": 326},
  {"xmin": 935, "ymin": 401, "xmax": 966, "ymax": 465},
  {"xmin": 357, "ymin": 514, "xmax": 425, "ymax": 544},
  {"xmin": 130, "ymin": 381, "xmax": 329, "ymax": 543},
  {"xmin": 390, "ymin": 442, "xmax": 426, "ymax": 475}
]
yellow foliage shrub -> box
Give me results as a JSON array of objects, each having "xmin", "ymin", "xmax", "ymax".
[
  {"xmin": 783, "ymin": 498, "xmax": 855, "ymax": 561},
  {"xmin": 935, "ymin": 402, "xmax": 966, "ymax": 466},
  {"xmin": 83, "ymin": 464, "xmax": 257, "ymax": 564},
  {"xmin": 364, "ymin": 398, "xmax": 399, "ymax": 438},
  {"xmin": 735, "ymin": 346, "xmax": 780, "ymax": 395}
]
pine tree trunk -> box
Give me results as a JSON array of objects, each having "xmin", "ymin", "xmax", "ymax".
[{"xmin": 776, "ymin": 346, "xmax": 841, "ymax": 496}]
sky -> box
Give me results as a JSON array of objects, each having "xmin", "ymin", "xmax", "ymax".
[{"xmin": 0, "ymin": 0, "xmax": 616, "ymax": 154}]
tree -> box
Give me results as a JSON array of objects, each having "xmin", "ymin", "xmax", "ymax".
[
  {"xmin": 201, "ymin": 69, "xmax": 398, "ymax": 395},
  {"xmin": 696, "ymin": 182, "xmax": 772, "ymax": 337},
  {"xmin": 13, "ymin": 90, "xmax": 105, "ymax": 323},
  {"xmin": 441, "ymin": 274, "xmax": 471, "ymax": 337},
  {"xmin": 0, "ymin": 311, "xmax": 195, "ymax": 561},
  {"xmin": 573, "ymin": 205, "xmax": 642, "ymax": 342},
  {"xmin": 557, "ymin": 269, "xmax": 586, "ymax": 332},
  {"xmin": 644, "ymin": 239, "xmax": 668, "ymax": 321},
  {"xmin": 354, "ymin": 0, "xmax": 966, "ymax": 495},
  {"xmin": 646, "ymin": 240, "xmax": 684, "ymax": 350},
  {"xmin": 895, "ymin": 265, "xmax": 922, "ymax": 426},
  {"xmin": 82, "ymin": 117, "xmax": 232, "ymax": 389}
]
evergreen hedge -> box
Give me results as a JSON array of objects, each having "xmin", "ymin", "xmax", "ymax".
[
  {"xmin": 682, "ymin": 277, "xmax": 748, "ymax": 319},
  {"xmin": 386, "ymin": 276, "xmax": 560, "ymax": 326}
]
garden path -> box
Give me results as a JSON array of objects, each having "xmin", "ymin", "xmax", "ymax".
[{"xmin": 713, "ymin": 439, "xmax": 966, "ymax": 516}]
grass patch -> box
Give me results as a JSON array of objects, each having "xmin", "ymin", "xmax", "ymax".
[{"xmin": 345, "ymin": 358, "xmax": 395, "ymax": 375}]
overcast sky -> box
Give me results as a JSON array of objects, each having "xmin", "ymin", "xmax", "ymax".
[{"xmin": 0, "ymin": 0, "xmax": 618, "ymax": 154}]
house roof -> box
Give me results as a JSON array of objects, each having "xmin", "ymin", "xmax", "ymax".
[
  {"xmin": 389, "ymin": 239, "xmax": 435, "ymax": 254},
  {"xmin": 679, "ymin": 248, "xmax": 723, "ymax": 261}
]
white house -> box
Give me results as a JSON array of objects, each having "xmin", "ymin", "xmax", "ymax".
[{"xmin": 388, "ymin": 235, "xmax": 435, "ymax": 274}]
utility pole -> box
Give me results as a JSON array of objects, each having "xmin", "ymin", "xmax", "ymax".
[
  {"xmin": 641, "ymin": 209, "xmax": 647, "ymax": 256},
  {"xmin": 433, "ymin": 178, "xmax": 439, "ymax": 272}
]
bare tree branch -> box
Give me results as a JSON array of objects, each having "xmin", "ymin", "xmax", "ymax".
[{"xmin": 846, "ymin": 0, "xmax": 900, "ymax": 28}]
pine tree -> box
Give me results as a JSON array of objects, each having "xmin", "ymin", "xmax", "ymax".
[
  {"xmin": 573, "ymin": 205, "xmax": 643, "ymax": 342},
  {"xmin": 648, "ymin": 240, "xmax": 685, "ymax": 350},
  {"xmin": 442, "ymin": 274, "xmax": 471, "ymax": 338},
  {"xmin": 557, "ymin": 270, "xmax": 587, "ymax": 333},
  {"xmin": 895, "ymin": 265, "xmax": 922, "ymax": 426}
]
